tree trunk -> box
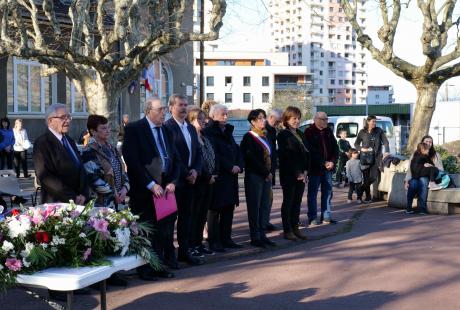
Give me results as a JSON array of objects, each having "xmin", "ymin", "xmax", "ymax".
[
  {"xmin": 83, "ymin": 80, "xmax": 122, "ymax": 146},
  {"xmin": 406, "ymin": 83, "xmax": 439, "ymax": 153}
]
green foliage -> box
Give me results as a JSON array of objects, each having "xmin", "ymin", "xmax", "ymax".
[{"xmin": 435, "ymin": 146, "xmax": 460, "ymax": 174}]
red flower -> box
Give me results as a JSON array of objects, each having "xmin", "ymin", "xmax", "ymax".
[
  {"xmin": 11, "ymin": 209, "xmax": 20, "ymax": 216},
  {"xmin": 35, "ymin": 231, "xmax": 50, "ymax": 244}
]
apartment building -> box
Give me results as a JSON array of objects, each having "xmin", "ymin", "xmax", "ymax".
[
  {"xmin": 269, "ymin": 0, "xmax": 368, "ymax": 105},
  {"xmin": 367, "ymin": 85, "xmax": 395, "ymax": 104}
]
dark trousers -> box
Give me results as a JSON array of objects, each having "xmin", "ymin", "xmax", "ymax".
[
  {"xmin": 207, "ymin": 205, "xmax": 235, "ymax": 246},
  {"xmin": 0, "ymin": 149, "xmax": 13, "ymax": 169},
  {"xmin": 334, "ymin": 157, "xmax": 348, "ymax": 183},
  {"xmin": 13, "ymin": 150, "xmax": 28, "ymax": 177},
  {"xmin": 176, "ymin": 183, "xmax": 195, "ymax": 256},
  {"xmin": 244, "ymin": 173, "xmax": 270, "ymax": 241},
  {"xmin": 407, "ymin": 177, "xmax": 429, "ymax": 212},
  {"xmin": 348, "ymin": 182, "xmax": 363, "ymax": 200},
  {"xmin": 190, "ymin": 182, "xmax": 214, "ymax": 248},
  {"xmin": 281, "ymin": 180, "xmax": 305, "ymax": 233},
  {"xmin": 361, "ymin": 165, "xmax": 377, "ymax": 200}
]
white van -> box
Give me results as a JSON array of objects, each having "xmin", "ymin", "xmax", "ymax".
[{"xmin": 300, "ymin": 116, "xmax": 396, "ymax": 154}]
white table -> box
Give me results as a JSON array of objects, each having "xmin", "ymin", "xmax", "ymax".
[{"xmin": 17, "ymin": 255, "xmax": 146, "ymax": 309}]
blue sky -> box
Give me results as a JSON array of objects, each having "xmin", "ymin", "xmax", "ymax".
[{"xmin": 210, "ymin": 0, "xmax": 460, "ymax": 102}]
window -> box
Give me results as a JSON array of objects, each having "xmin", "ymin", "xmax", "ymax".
[
  {"xmin": 243, "ymin": 76, "xmax": 251, "ymax": 86},
  {"xmin": 262, "ymin": 93, "xmax": 269, "ymax": 103},
  {"xmin": 225, "ymin": 93, "xmax": 232, "ymax": 103},
  {"xmin": 66, "ymin": 78, "xmax": 87, "ymax": 113},
  {"xmin": 336, "ymin": 123, "xmax": 358, "ymax": 138},
  {"xmin": 225, "ymin": 76, "xmax": 232, "ymax": 86},
  {"xmin": 330, "ymin": 79, "xmax": 335, "ymax": 85},
  {"xmin": 262, "ymin": 76, "xmax": 269, "ymax": 86},
  {"xmin": 206, "ymin": 76, "xmax": 214, "ymax": 86},
  {"xmin": 243, "ymin": 93, "xmax": 251, "ymax": 103},
  {"xmin": 376, "ymin": 121, "xmax": 394, "ymax": 137},
  {"xmin": 206, "ymin": 93, "xmax": 214, "ymax": 100}
]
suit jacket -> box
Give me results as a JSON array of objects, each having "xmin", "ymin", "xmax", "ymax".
[
  {"xmin": 277, "ymin": 129, "xmax": 310, "ymax": 187},
  {"xmin": 33, "ymin": 129, "xmax": 89, "ymax": 203},
  {"xmin": 164, "ymin": 117, "xmax": 202, "ymax": 182},
  {"xmin": 304, "ymin": 124, "xmax": 339, "ymax": 176}
]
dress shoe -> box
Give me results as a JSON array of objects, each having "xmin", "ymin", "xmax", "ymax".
[
  {"xmin": 222, "ymin": 240, "xmax": 243, "ymax": 249},
  {"xmin": 283, "ymin": 232, "xmax": 297, "ymax": 241},
  {"xmin": 265, "ymin": 223, "xmax": 277, "ymax": 232},
  {"xmin": 155, "ymin": 270, "xmax": 175, "ymax": 278},
  {"xmin": 191, "ymin": 248, "xmax": 205, "ymax": 258},
  {"xmin": 261, "ymin": 237, "xmax": 277, "ymax": 246},
  {"xmin": 178, "ymin": 252, "xmax": 206, "ymax": 265},
  {"xmin": 250, "ymin": 240, "xmax": 267, "ymax": 248},
  {"xmin": 196, "ymin": 245, "xmax": 215, "ymax": 255},
  {"xmin": 209, "ymin": 243, "xmax": 226, "ymax": 253},
  {"xmin": 293, "ymin": 226, "xmax": 308, "ymax": 240}
]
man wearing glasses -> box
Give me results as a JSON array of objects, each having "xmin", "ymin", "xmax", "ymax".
[
  {"xmin": 33, "ymin": 103, "xmax": 89, "ymax": 206},
  {"xmin": 304, "ymin": 112, "xmax": 339, "ymax": 225}
]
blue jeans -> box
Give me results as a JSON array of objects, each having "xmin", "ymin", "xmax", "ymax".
[
  {"xmin": 307, "ymin": 171, "xmax": 333, "ymax": 221},
  {"xmin": 406, "ymin": 177, "xmax": 429, "ymax": 212}
]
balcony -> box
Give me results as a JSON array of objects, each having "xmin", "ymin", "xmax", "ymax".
[{"xmin": 274, "ymin": 82, "xmax": 313, "ymax": 92}]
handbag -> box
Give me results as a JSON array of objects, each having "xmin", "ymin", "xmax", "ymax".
[{"xmin": 360, "ymin": 151, "xmax": 375, "ymax": 166}]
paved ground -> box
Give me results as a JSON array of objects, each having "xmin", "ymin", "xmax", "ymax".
[{"xmin": 3, "ymin": 180, "xmax": 460, "ymax": 309}]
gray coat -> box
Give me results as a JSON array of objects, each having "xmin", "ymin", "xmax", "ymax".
[{"xmin": 346, "ymin": 158, "xmax": 363, "ymax": 183}]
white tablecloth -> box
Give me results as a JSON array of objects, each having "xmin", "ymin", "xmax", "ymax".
[{"xmin": 17, "ymin": 255, "xmax": 146, "ymax": 291}]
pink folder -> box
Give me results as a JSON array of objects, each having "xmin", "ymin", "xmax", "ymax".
[{"xmin": 153, "ymin": 192, "xmax": 178, "ymax": 221}]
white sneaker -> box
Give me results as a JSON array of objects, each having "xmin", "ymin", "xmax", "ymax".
[{"xmin": 429, "ymin": 183, "xmax": 442, "ymax": 191}]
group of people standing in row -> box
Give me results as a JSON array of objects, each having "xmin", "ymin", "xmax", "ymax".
[{"xmin": 32, "ymin": 95, "xmax": 419, "ymax": 286}]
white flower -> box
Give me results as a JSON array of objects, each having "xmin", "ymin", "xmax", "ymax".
[
  {"xmin": 0, "ymin": 264, "xmax": 3, "ymax": 270},
  {"xmin": 114, "ymin": 228, "xmax": 131, "ymax": 256},
  {"xmin": 20, "ymin": 242, "xmax": 34, "ymax": 258},
  {"xmin": 79, "ymin": 233, "xmax": 86, "ymax": 238},
  {"xmin": 2, "ymin": 240, "xmax": 14, "ymax": 252},
  {"xmin": 50, "ymin": 236, "xmax": 66, "ymax": 246},
  {"xmin": 22, "ymin": 258, "xmax": 31, "ymax": 268},
  {"xmin": 41, "ymin": 243, "xmax": 48, "ymax": 249},
  {"xmin": 7, "ymin": 216, "xmax": 31, "ymax": 238}
]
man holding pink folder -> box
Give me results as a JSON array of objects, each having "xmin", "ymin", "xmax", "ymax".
[{"xmin": 122, "ymin": 98, "xmax": 180, "ymax": 281}]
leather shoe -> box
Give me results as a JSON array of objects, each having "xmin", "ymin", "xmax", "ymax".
[
  {"xmin": 222, "ymin": 240, "xmax": 243, "ymax": 249},
  {"xmin": 250, "ymin": 240, "xmax": 267, "ymax": 248},
  {"xmin": 284, "ymin": 232, "xmax": 297, "ymax": 241},
  {"xmin": 265, "ymin": 223, "xmax": 277, "ymax": 232},
  {"xmin": 155, "ymin": 270, "xmax": 175, "ymax": 278},
  {"xmin": 178, "ymin": 252, "xmax": 206, "ymax": 265},
  {"xmin": 261, "ymin": 237, "xmax": 277, "ymax": 246}
]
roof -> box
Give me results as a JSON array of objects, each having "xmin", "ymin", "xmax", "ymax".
[{"xmin": 315, "ymin": 104, "xmax": 411, "ymax": 116}]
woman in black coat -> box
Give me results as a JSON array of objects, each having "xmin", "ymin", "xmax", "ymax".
[
  {"xmin": 203, "ymin": 104, "xmax": 244, "ymax": 251},
  {"xmin": 240, "ymin": 109, "xmax": 276, "ymax": 248},
  {"xmin": 277, "ymin": 106, "xmax": 310, "ymax": 241}
]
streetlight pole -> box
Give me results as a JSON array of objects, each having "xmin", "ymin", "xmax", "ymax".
[{"xmin": 199, "ymin": 0, "xmax": 205, "ymax": 107}]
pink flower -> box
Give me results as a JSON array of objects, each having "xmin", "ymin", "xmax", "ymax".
[
  {"xmin": 82, "ymin": 248, "xmax": 92, "ymax": 261},
  {"xmin": 5, "ymin": 258, "xmax": 22, "ymax": 271},
  {"xmin": 31, "ymin": 209, "xmax": 43, "ymax": 225},
  {"xmin": 119, "ymin": 219, "xmax": 128, "ymax": 227},
  {"xmin": 92, "ymin": 219, "xmax": 109, "ymax": 233},
  {"xmin": 70, "ymin": 210, "xmax": 81, "ymax": 219},
  {"xmin": 43, "ymin": 205, "xmax": 57, "ymax": 219}
]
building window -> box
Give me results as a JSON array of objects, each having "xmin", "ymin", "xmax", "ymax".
[
  {"xmin": 206, "ymin": 76, "xmax": 214, "ymax": 86},
  {"xmin": 9, "ymin": 57, "xmax": 57, "ymax": 114},
  {"xmin": 225, "ymin": 76, "xmax": 232, "ymax": 86},
  {"xmin": 225, "ymin": 93, "xmax": 232, "ymax": 103},
  {"xmin": 262, "ymin": 93, "xmax": 269, "ymax": 103},
  {"xmin": 243, "ymin": 93, "xmax": 251, "ymax": 103},
  {"xmin": 262, "ymin": 76, "xmax": 269, "ymax": 86},
  {"xmin": 206, "ymin": 93, "xmax": 214, "ymax": 100},
  {"xmin": 66, "ymin": 78, "xmax": 87, "ymax": 113},
  {"xmin": 243, "ymin": 76, "xmax": 251, "ymax": 86},
  {"xmin": 330, "ymin": 79, "xmax": 335, "ymax": 85}
]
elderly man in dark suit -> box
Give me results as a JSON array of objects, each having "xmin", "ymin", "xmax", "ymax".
[
  {"xmin": 33, "ymin": 103, "xmax": 89, "ymax": 205},
  {"xmin": 164, "ymin": 94, "xmax": 204, "ymax": 265},
  {"xmin": 122, "ymin": 97, "xmax": 180, "ymax": 280}
]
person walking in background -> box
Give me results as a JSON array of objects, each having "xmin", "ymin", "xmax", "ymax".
[
  {"xmin": 240, "ymin": 109, "xmax": 276, "ymax": 248},
  {"xmin": 264, "ymin": 109, "xmax": 282, "ymax": 232},
  {"xmin": 122, "ymin": 97, "xmax": 179, "ymax": 280},
  {"xmin": 334, "ymin": 129, "xmax": 351, "ymax": 187},
  {"xmin": 187, "ymin": 106, "xmax": 218, "ymax": 256},
  {"xmin": 165, "ymin": 94, "xmax": 204, "ymax": 266},
  {"xmin": 277, "ymin": 106, "xmax": 309, "ymax": 241},
  {"xmin": 203, "ymin": 104, "xmax": 244, "ymax": 251},
  {"xmin": 354, "ymin": 115, "xmax": 389, "ymax": 203},
  {"xmin": 304, "ymin": 112, "xmax": 339, "ymax": 225},
  {"xmin": 345, "ymin": 148, "xmax": 363, "ymax": 204},
  {"xmin": 0, "ymin": 117, "xmax": 14, "ymax": 170},
  {"xmin": 82, "ymin": 115, "xmax": 130, "ymax": 210},
  {"xmin": 118, "ymin": 114, "xmax": 129, "ymax": 143},
  {"xmin": 12, "ymin": 119, "xmax": 31, "ymax": 178}
]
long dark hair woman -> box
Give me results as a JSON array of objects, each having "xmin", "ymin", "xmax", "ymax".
[
  {"xmin": 354, "ymin": 115, "xmax": 389, "ymax": 203},
  {"xmin": 277, "ymin": 106, "xmax": 310, "ymax": 241},
  {"xmin": 240, "ymin": 109, "xmax": 276, "ymax": 248}
]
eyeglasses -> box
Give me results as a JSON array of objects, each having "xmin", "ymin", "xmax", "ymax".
[{"xmin": 51, "ymin": 114, "xmax": 72, "ymax": 121}]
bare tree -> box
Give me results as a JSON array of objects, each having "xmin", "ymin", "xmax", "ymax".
[
  {"xmin": 340, "ymin": 0, "xmax": 460, "ymax": 151},
  {"xmin": 0, "ymin": 0, "xmax": 226, "ymax": 139}
]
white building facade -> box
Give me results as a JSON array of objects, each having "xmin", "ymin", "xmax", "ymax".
[
  {"xmin": 269, "ymin": 0, "xmax": 368, "ymax": 105},
  {"xmin": 194, "ymin": 52, "xmax": 311, "ymax": 110},
  {"xmin": 367, "ymin": 85, "xmax": 395, "ymax": 104}
]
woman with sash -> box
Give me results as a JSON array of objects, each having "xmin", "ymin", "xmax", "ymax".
[{"xmin": 240, "ymin": 109, "xmax": 276, "ymax": 248}]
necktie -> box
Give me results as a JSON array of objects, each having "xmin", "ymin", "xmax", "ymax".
[
  {"xmin": 154, "ymin": 127, "xmax": 169, "ymax": 171},
  {"xmin": 62, "ymin": 136, "xmax": 80, "ymax": 167}
]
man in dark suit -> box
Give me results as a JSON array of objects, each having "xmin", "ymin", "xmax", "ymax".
[
  {"xmin": 122, "ymin": 97, "xmax": 179, "ymax": 280},
  {"xmin": 164, "ymin": 94, "xmax": 204, "ymax": 265},
  {"xmin": 33, "ymin": 103, "xmax": 90, "ymax": 301},
  {"xmin": 33, "ymin": 103, "xmax": 89, "ymax": 205}
]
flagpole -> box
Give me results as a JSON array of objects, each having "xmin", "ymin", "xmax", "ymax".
[{"xmin": 199, "ymin": 0, "xmax": 205, "ymax": 107}]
